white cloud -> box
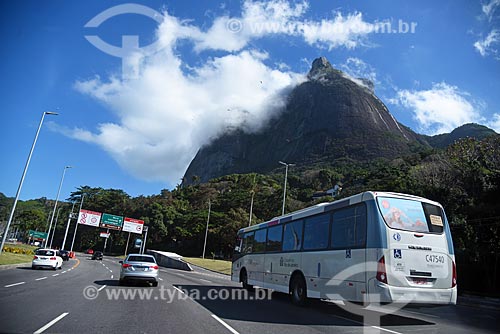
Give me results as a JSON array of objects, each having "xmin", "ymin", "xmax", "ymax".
[
  {"xmin": 66, "ymin": 44, "xmax": 303, "ymax": 183},
  {"xmin": 338, "ymin": 57, "xmax": 378, "ymax": 89},
  {"xmin": 482, "ymin": 0, "xmax": 500, "ymax": 21},
  {"xmin": 300, "ymin": 12, "xmax": 383, "ymax": 50},
  {"xmin": 191, "ymin": 0, "xmax": 392, "ymax": 52},
  {"xmin": 390, "ymin": 83, "xmax": 484, "ymax": 135},
  {"xmin": 487, "ymin": 113, "xmax": 500, "ymax": 132},
  {"xmin": 56, "ymin": 0, "xmax": 406, "ymax": 184},
  {"xmin": 474, "ymin": 29, "xmax": 500, "ymax": 57}
]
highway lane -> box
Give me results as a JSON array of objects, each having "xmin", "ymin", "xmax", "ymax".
[
  {"xmin": 0, "ymin": 255, "xmax": 499, "ymax": 333},
  {"xmin": 149, "ymin": 264, "xmax": 500, "ymax": 334}
]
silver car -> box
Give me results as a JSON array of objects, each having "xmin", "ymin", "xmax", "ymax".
[{"xmin": 119, "ymin": 254, "xmax": 159, "ymax": 286}]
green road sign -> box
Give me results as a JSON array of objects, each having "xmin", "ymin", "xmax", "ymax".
[
  {"xmin": 28, "ymin": 230, "xmax": 48, "ymax": 240},
  {"xmin": 100, "ymin": 213, "xmax": 123, "ymax": 230}
]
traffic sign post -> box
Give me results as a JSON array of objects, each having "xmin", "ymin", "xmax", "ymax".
[
  {"xmin": 100, "ymin": 213, "xmax": 123, "ymax": 230},
  {"xmin": 103, "ymin": 228, "xmax": 110, "ymax": 253},
  {"xmin": 141, "ymin": 226, "xmax": 149, "ymax": 254},
  {"xmin": 28, "ymin": 230, "xmax": 48, "ymax": 240},
  {"xmin": 122, "ymin": 217, "xmax": 144, "ymax": 234}
]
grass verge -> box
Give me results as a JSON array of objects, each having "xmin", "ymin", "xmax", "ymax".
[
  {"xmin": 0, "ymin": 252, "xmax": 33, "ymax": 266},
  {"xmin": 183, "ymin": 257, "xmax": 232, "ymax": 275}
]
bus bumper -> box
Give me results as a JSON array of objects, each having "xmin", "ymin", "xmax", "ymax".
[{"xmin": 370, "ymin": 282, "xmax": 457, "ymax": 305}]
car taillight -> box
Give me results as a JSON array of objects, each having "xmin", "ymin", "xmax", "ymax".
[
  {"xmin": 50, "ymin": 257, "xmax": 56, "ymax": 260},
  {"xmin": 151, "ymin": 265, "xmax": 159, "ymax": 270},
  {"xmin": 376, "ymin": 256, "xmax": 388, "ymax": 284},
  {"xmin": 33, "ymin": 256, "xmax": 38, "ymax": 260},
  {"xmin": 122, "ymin": 263, "xmax": 132, "ymax": 268},
  {"xmin": 452, "ymin": 261, "xmax": 457, "ymax": 288}
]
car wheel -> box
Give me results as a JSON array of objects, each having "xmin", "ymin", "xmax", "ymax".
[
  {"xmin": 32, "ymin": 266, "xmax": 36, "ymax": 270},
  {"xmin": 52, "ymin": 265, "xmax": 57, "ymax": 271},
  {"xmin": 119, "ymin": 279, "xmax": 125, "ymax": 286},
  {"xmin": 152, "ymin": 281, "xmax": 158, "ymax": 287}
]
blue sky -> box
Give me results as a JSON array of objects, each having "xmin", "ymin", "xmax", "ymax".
[{"xmin": 1, "ymin": 0, "xmax": 499, "ymax": 201}]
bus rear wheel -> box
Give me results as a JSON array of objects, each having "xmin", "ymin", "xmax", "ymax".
[
  {"xmin": 241, "ymin": 269, "xmax": 253, "ymax": 291},
  {"xmin": 290, "ymin": 275, "xmax": 307, "ymax": 306}
]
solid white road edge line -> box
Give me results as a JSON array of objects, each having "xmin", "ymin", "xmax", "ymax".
[
  {"xmin": 4, "ymin": 282, "xmax": 25, "ymax": 288},
  {"xmin": 33, "ymin": 312, "xmax": 69, "ymax": 334},
  {"xmin": 211, "ymin": 314, "xmax": 239, "ymax": 334},
  {"xmin": 173, "ymin": 286, "xmax": 184, "ymax": 294},
  {"xmin": 331, "ymin": 314, "xmax": 403, "ymax": 334},
  {"xmin": 371, "ymin": 326, "xmax": 403, "ymax": 334}
]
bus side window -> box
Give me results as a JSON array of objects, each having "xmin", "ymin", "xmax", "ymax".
[
  {"xmin": 354, "ymin": 205, "xmax": 367, "ymax": 246},
  {"xmin": 243, "ymin": 232, "xmax": 255, "ymax": 253},
  {"xmin": 253, "ymin": 229, "xmax": 267, "ymax": 253},
  {"xmin": 283, "ymin": 220, "xmax": 303, "ymax": 251},
  {"xmin": 303, "ymin": 213, "xmax": 330, "ymax": 250},
  {"xmin": 332, "ymin": 204, "xmax": 367, "ymax": 249},
  {"xmin": 267, "ymin": 225, "xmax": 283, "ymax": 252}
]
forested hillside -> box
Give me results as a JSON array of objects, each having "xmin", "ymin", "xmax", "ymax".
[{"xmin": 1, "ymin": 135, "xmax": 499, "ymax": 294}]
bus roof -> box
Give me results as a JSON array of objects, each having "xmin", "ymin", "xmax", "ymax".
[{"xmin": 237, "ymin": 191, "xmax": 442, "ymax": 234}]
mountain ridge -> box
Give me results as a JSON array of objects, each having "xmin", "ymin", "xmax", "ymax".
[{"xmin": 182, "ymin": 57, "xmax": 496, "ymax": 185}]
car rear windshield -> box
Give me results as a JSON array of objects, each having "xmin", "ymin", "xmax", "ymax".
[
  {"xmin": 377, "ymin": 197, "xmax": 445, "ymax": 234},
  {"xmin": 36, "ymin": 250, "xmax": 55, "ymax": 256},
  {"xmin": 127, "ymin": 256, "xmax": 156, "ymax": 263}
]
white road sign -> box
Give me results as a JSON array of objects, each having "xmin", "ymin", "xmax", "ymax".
[
  {"xmin": 77, "ymin": 209, "xmax": 102, "ymax": 227},
  {"xmin": 122, "ymin": 217, "xmax": 144, "ymax": 234}
]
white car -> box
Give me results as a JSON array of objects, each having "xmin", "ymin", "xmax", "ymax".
[{"xmin": 32, "ymin": 249, "xmax": 63, "ymax": 270}]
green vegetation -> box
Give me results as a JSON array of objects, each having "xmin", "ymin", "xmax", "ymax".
[
  {"xmin": 0, "ymin": 252, "xmax": 33, "ymax": 265},
  {"xmin": 2, "ymin": 244, "xmax": 36, "ymax": 255},
  {"xmin": 1, "ymin": 135, "xmax": 499, "ymax": 294},
  {"xmin": 183, "ymin": 257, "xmax": 232, "ymax": 275}
]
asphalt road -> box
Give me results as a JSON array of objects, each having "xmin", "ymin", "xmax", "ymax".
[{"xmin": 0, "ymin": 254, "xmax": 498, "ymax": 334}]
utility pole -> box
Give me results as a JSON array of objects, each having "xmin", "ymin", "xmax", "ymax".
[
  {"xmin": 70, "ymin": 194, "xmax": 85, "ymax": 252},
  {"xmin": 278, "ymin": 161, "xmax": 295, "ymax": 216},
  {"xmin": 202, "ymin": 199, "xmax": 211, "ymax": 259},
  {"xmin": 249, "ymin": 174, "xmax": 256, "ymax": 226},
  {"xmin": 61, "ymin": 201, "xmax": 77, "ymax": 250},
  {"xmin": 0, "ymin": 111, "xmax": 58, "ymax": 255}
]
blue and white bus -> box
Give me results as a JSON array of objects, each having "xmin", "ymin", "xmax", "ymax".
[{"xmin": 231, "ymin": 191, "xmax": 457, "ymax": 305}]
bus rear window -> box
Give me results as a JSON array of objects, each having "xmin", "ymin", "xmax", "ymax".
[{"xmin": 377, "ymin": 197, "xmax": 444, "ymax": 234}]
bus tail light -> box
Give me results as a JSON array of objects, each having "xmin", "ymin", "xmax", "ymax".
[
  {"xmin": 376, "ymin": 256, "xmax": 388, "ymax": 284},
  {"xmin": 452, "ymin": 261, "xmax": 457, "ymax": 288}
]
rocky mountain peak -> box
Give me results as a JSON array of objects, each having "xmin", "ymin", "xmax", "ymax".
[{"xmin": 307, "ymin": 56, "xmax": 343, "ymax": 82}]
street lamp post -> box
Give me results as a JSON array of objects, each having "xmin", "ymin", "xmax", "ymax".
[
  {"xmin": 70, "ymin": 194, "xmax": 85, "ymax": 252},
  {"xmin": 45, "ymin": 166, "xmax": 72, "ymax": 248},
  {"xmin": 249, "ymin": 174, "xmax": 256, "ymax": 227},
  {"xmin": 279, "ymin": 161, "xmax": 295, "ymax": 216},
  {"xmin": 49, "ymin": 207, "xmax": 62, "ymax": 248},
  {"xmin": 0, "ymin": 111, "xmax": 58, "ymax": 255},
  {"xmin": 61, "ymin": 201, "xmax": 76, "ymax": 250},
  {"xmin": 202, "ymin": 199, "xmax": 211, "ymax": 259}
]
